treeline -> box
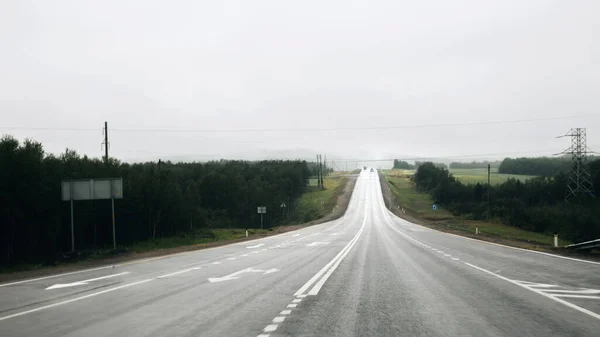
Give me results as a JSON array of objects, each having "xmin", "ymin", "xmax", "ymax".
[
  {"xmin": 498, "ymin": 157, "xmax": 572, "ymax": 176},
  {"xmin": 0, "ymin": 135, "xmax": 312, "ymax": 266},
  {"xmin": 393, "ymin": 160, "xmax": 447, "ymax": 170},
  {"xmin": 449, "ymin": 161, "xmax": 501, "ymax": 169},
  {"xmin": 413, "ymin": 161, "xmax": 600, "ymax": 243}
]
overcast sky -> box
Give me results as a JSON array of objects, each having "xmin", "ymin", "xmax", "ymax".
[{"xmin": 1, "ymin": 0, "xmax": 599, "ymax": 165}]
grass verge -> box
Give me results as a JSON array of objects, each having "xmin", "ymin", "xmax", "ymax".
[
  {"xmin": 383, "ymin": 170, "xmax": 574, "ymax": 250},
  {"xmin": 293, "ymin": 175, "xmax": 349, "ymax": 223}
]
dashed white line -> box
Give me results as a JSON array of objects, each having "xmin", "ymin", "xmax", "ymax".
[
  {"xmin": 212, "ymin": 262, "xmax": 222, "ymax": 265},
  {"xmin": 242, "ymin": 254, "xmax": 249, "ymax": 257},
  {"xmin": 287, "ymin": 304, "xmax": 298, "ymax": 308},
  {"xmin": 273, "ymin": 316, "xmax": 286, "ymax": 323},
  {"xmin": 227, "ymin": 257, "xmax": 236, "ymax": 260},
  {"xmin": 280, "ymin": 310, "xmax": 292, "ymax": 315},
  {"xmin": 292, "ymin": 299, "xmax": 302, "ymax": 303},
  {"xmin": 452, "ymin": 258, "xmax": 460, "ymax": 261},
  {"xmin": 264, "ymin": 324, "xmax": 278, "ymax": 332}
]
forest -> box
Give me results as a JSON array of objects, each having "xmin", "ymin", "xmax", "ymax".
[
  {"xmin": 449, "ymin": 161, "xmax": 501, "ymax": 169},
  {"xmin": 413, "ymin": 161, "xmax": 600, "ymax": 243},
  {"xmin": 0, "ymin": 135, "xmax": 312, "ymax": 266},
  {"xmin": 498, "ymin": 157, "xmax": 573, "ymax": 176},
  {"xmin": 393, "ymin": 160, "xmax": 447, "ymax": 170}
]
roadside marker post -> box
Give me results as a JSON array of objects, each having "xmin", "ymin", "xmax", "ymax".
[{"xmin": 554, "ymin": 233, "xmax": 558, "ymax": 248}]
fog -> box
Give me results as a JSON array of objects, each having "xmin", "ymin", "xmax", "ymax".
[{"xmin": 1, "ymin": 1, "xmax": 599, "ymax": 165}]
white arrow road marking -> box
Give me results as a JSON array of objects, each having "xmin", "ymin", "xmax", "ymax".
[
  {"xmin": 208, "ymin": 267, "xmax": 279, "ymax": 283},
  {"xmin": 247, "ymin": 243, "xmax": 265, "ymax": 249},
  {"xmin": 307, "ymin": 242, "xmax": 330, "ymax": 247},
  {"xmin": 45, "ymin": 272, "xmax": 129, "ymax": 290}
]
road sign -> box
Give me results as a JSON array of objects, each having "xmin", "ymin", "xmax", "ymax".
[
  {"xmin": 432, "ymin": 204, "xmax": 437, "ymax": 210},
  {"xmin": 257, "ymin": 206, "xmax": 266, "ymax": 214}
]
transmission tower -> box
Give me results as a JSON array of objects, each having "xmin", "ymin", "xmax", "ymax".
[{"xmin": 557, "ymin": 128, "xmax": 595, "ymax": 201}]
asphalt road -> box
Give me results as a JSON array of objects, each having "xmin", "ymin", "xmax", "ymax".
[{"xmin": 1, "ymin": 170, "xmax": 599, "ymax": 336}]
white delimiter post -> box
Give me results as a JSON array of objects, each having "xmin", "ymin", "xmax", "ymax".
[{"xmin": 554, "ymin": 233, "xmax": 558, "ymax": 248}]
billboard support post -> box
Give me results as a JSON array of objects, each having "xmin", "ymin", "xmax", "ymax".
[{"xmin": 70, "ymin": 199, "xmax": 74, "ymax": 252}]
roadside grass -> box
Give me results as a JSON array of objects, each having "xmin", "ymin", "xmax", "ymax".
[
  {"xmin": 294, "ymin": 175, "xmax": 348, "ymax": 223},
  {"xmin": 125, "ymin": 228, "xmax": 269, "ymax": 253},
  {"xmin": 385, "ymin": 174, "xmax": 453, "ymax": 221},
  {"xmin": 442, "ymin": 220, "xmax": 572, "ymax": 247},
  {"xmin": 383, "ymin": 171, "xmax": 568, "ymax": 247}
]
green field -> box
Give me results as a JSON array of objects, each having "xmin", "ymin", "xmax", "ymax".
[
  {"xmin": 385, "ymin": 168, "xmax": 536, "ymax": 185},
  {"xmin": 383, "ymin": 171, "xmax": 569, "ymax": 247},
  {"xmin": 449, "ymin": 168, "xmax": 537, "ymax": 185}
]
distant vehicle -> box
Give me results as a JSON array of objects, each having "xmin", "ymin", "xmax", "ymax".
[
  {"xmin": 370, "ymin": 168, "xmax": 374, "ymax": 172},
  {"xmin": 363, "ymin": 166, "xmax": 367, "ymax": 170}
]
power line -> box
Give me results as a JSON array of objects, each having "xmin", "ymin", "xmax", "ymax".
[{"xmin": 1, "ymin": 114, "xmax": 598, "ymax": 133}]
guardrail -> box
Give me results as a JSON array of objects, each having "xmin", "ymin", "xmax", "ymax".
[{"xmin": 565, "ymin": 239, "xmax": 600, "ymax": 251}]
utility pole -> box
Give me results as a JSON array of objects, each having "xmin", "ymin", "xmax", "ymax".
[
  {"xmin": 102, "ymin": 122, "xmax": 109, "ymax": 165},
  {"xmin": 487, "ymin": 164, "xmax": 491, "ymax": 219},
  {"xmin": 557, "ymin": 128, "xmax": 595, "ymax": 201},
  {"xmin": 324, "ymin": 155, "xmax": 327, "ymax": 176}
]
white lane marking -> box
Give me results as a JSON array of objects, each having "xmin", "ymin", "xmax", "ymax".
[
  {"xmin": 444, "ymin": 254, "xmax": 451, "ymax": 257},
  {"xmin": 297, "ymin": 295, "xmax": 307, "ymax": 298},
  {"xmin": 287, "ymin": 304, "xmax": 297, "ymax": 308},
  {"xmin": 252, "ymin": 251, "xmax": 260, "ymax": 254},
  {"xmin": 247, "ymin": 244, "xmax": 265, "ymax": 249},
  {"xmin": 295, "ymin": 210, "xmax": 367, "ymax": 296},
  {"xmin": 157, "ymin": 267, "xmax": 201, "ymax": 279},
  {"xmin": 527, "ymin": 284, "xmax": 557, "ymax": 288},
  {"xmin": 280, "ymin": 310, "xmax": 292, "ymax": 315},
  {"xmin": 452, "ymin": 258, "xmax": 460, "ymax": 261},
  {"xmin": 554, "ymin": 295, "xmax": 600, "ymax": 299},
  {"xmin": 208, "ymin": 268, "xmax": 278, "ymax": 283},
  {"xmin": 257, "ymin": 335, "xmax": 269, "ymax": 337},
  {"xmin": 464, "ymin": 262, "xmax": 600, "ymax": 321},
  {"xmin": 212, "ymin": 262, "xmax": 222, "ymax": 265},
  {"xmin": 0, "ymin": 279, "xmax": 153, "ymax": 321},
  {"xmin": 264, "ymin": 325, "xmax": 278, "ymax": 332},
  {"xmin": 544, "ymin": 289, "xmax": 600, "ymax": 294},
  {"xmin": 292, "ymin": 299, "xmax": 302, "ymax": 303},
  {"xmin": 45, "ymin": 272, "xmax": 130, "ymax": 290},
  {"xmin": 307, "ymin": 214, "xmax": 367, "ymax": 296},
  {"xmin": 292, "ymin": 234, "xmax": 300, "ymax": 237},
  {"xmin": 261, "ymin": 248, "xmax": 267, "ymax": 251},
  {"xmin": 385, "ymin": 206, "xmax": 600, "ymax": 266},
  {"xmin": 273, "ymin": 316, "xmax": 285, "ymax": 323},
  {"xmin": 306, "ymin": 242, "xmax": 330, "ymax": 247},
  {"xmin": 242, "ymin": 254, "xmax": 249, "ymax": 257},
  {"xmin": 227, "ymin": 257, "xmax": 236, "ymax": 260},
  {"xmin": 0, "ymin": 265, "xmax": 119, "ymax": 288}
]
